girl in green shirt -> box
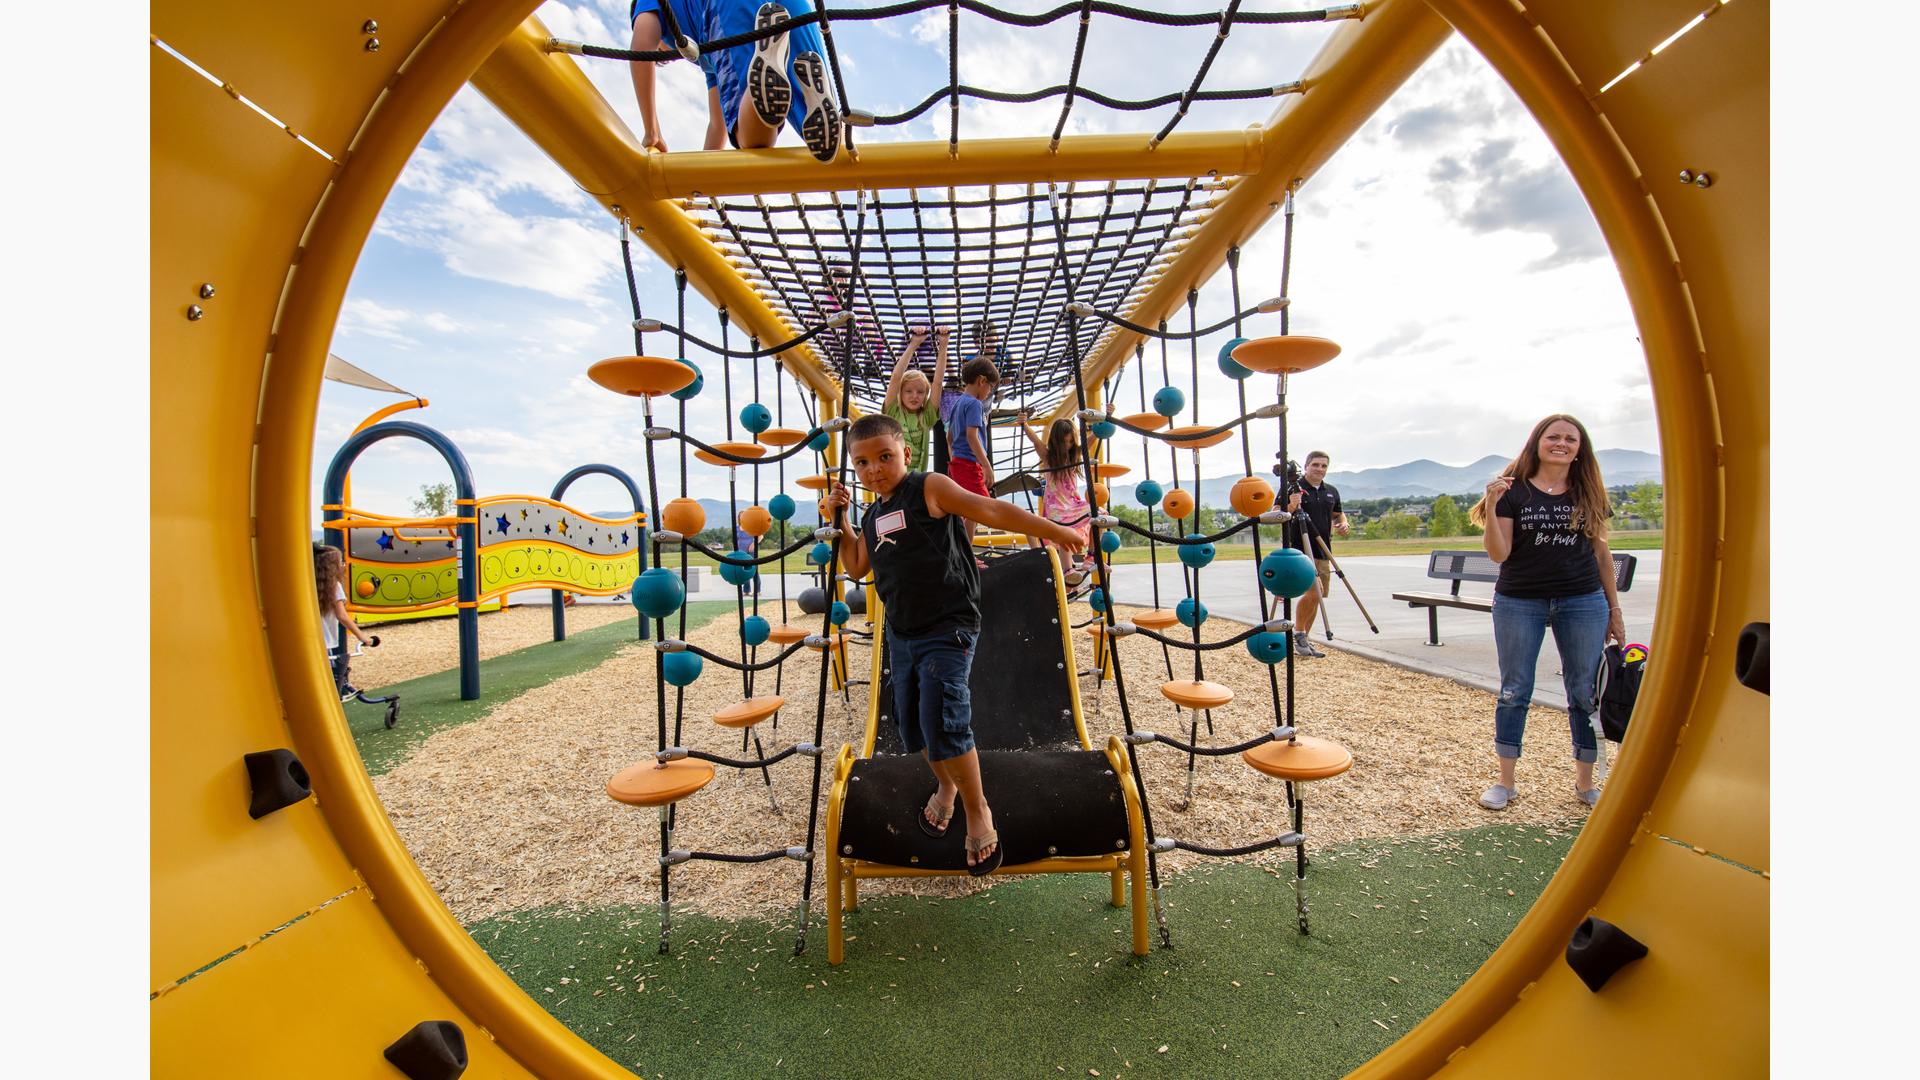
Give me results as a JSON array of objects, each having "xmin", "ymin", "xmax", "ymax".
[{"xmin": 881, "ymin": 325, "xmax": 949, "ymax": 472}]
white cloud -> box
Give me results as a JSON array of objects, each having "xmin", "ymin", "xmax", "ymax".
[{"xmin": 377, "ymin": 185, "xmax": 619, "ymax": 302}]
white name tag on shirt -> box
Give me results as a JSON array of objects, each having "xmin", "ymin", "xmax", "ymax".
[{"xmin": 874, "ymin": 510, "xmax": 907, "ymax": 541}]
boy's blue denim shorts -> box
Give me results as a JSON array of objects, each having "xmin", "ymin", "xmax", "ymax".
[{"xmin": 887, "ymin": 628, "xmax": 978, "ymax": 762}]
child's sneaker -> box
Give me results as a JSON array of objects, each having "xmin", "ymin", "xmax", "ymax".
[
  {"xmin": 793, "ymin": 51, "xmax": 840, "ymax": 162},
  {"xmin": 746, "ymin": 3, "xmax": 793, "ymax": 128}
]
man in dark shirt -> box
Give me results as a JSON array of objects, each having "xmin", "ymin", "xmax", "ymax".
[{"xmin": 1284, "ymin": 450, "xmax": 1348, "ymax": 657}]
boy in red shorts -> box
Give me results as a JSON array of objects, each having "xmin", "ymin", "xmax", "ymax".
[{"xmin": 943, "ymin": 355, "xmax": 998, "ymax": 552}]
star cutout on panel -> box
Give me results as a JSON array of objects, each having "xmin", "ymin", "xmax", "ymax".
[
  {"xmin": 544, "ymin": 524, "xmax": 552, "ymax": 534},
  {"xmin": 520, "ymin": 508, "xmax": 529, "ymax": 520},
  {"xmin": 496, "ymin": 514, "xmax": 512, "ymax": 535},
  {"xmin": 558, "ymin": 517, "xmax": 570, "ymax": 536},
  {"xmin": 621, "ymin": 530, "xmax": 630, "ymax": 546},
  {"xmin": 378, "ymin": 532, "xmax": 394, "ymax": 551},
  {"xmin": 587, "ymin": 536, "xmax": 595, "ymax": 547}
]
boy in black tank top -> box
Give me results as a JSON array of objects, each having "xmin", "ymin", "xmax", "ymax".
[{"xmin": 823, "ymin": 414, "xmax": 1088, "ymax": 875}]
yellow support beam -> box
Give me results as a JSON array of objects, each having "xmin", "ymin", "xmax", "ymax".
[{"xmin": 470, "ymin": 14, "xmax": 844, "ymax": 403}]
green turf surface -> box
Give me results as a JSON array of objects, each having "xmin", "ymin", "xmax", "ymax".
[
  {"xmin": 469, "ymin": 819, "xmax": 1580, "ymax": 1079},
  {"xmin": 344, "ymin": 602, "xmax": 733, "ymax": 776}
]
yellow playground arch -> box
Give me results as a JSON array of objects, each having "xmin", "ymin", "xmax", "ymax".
[{"xmin": 151, "ymin": 0, "xmax": 1766, "ymax": 1074}]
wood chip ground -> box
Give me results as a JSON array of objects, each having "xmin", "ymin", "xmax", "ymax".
[{"xmin": 372, "ymin": 601, "xmax": 1592, "ymax": 925}]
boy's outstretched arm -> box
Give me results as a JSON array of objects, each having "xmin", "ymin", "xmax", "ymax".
[
  {"xmin": 967, "ymin": 426, "xmax": 994, "ymax": 489},
  {"xmin": 924, "ymin": 473, "xmax": 1086, "ymax": 553},
  {"xmin": 629, "ymin": 15, "xmax": 668, "ymax": 152}
]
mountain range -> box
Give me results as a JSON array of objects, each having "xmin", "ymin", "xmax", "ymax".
[{"xmin": 1109, "ymin": 449, "xmax": 1663, "ymax": 504}]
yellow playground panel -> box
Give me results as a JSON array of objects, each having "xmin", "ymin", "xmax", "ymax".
[{"xmin": 152, "ymin": 0, "xmax": 1767, "ymax": 1076}]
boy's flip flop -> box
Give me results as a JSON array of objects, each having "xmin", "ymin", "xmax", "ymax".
[
  {"xmin": 918, "ymin": 791, "xmax": 954, "ymax": 838},
  {"xmin": 746, "ymin": 3, "xmax": 793, "ymax": 129},
  {"xmin": 793, "ymin": 51, "xmax": 841, "ymax": 162},
  {"xmin": 965, "ymin": 829, "xmax": 1002, "ymax": 876}
]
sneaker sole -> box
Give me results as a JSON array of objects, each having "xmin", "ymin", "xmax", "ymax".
[
  {"xmin": 793, "ymin": 51, "xmax": 840, "ymax": 162},
  {"xmin": 746, "ymin": 4, "xmax": 792, "ymax": 130}
]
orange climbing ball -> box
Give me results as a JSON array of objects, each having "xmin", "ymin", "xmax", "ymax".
[
  {"xmin": 1162, "ymin": 488, "xmax": 1195, "ymax": 520},
  {"xmin": 355, "ymin": 578, "xmax": 377, "ymax": 599},
  {"xmin": 662, "ymin": 496, "xmax": 706, "ymax": 536},
  {"xmin": 1091, "ymin": 481, "xmax": 1109, "ymax": 507},
  {"xmin": 1230, "ymin": 476, "xmax": 1275, "ymax": 518},
  {"xmin": 739, "ymin": 505, "xmax": 772, "ymax": 538}
]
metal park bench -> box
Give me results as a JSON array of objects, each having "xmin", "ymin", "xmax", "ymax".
[{"xmin": 1392, "ymin": 549, "xmax": 1638, "ymax": 646}]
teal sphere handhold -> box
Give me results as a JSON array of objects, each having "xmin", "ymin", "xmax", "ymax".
[
  {"xmin": 742, "ymin": 615, "xmax": 771, "ymax": 646},
  {"xmin": 1246, "ymin": 631, "xmax": 1290, "ymax": 664},
  {"xmin": 808, "ymin": 541, "xmax": 832, "ymax": 566},
  {"xmin": 669, "ymin": 361, "xmax": 703, "ymax": 401},
  {"xmin": 1218, "ymin": 336, "xmax": 1253, "ymax": 380},
  {"xmin": 1260, "ymin": 547, "xmax": 1318, "ymax": 598},
  {"xmin": 1091, "ymin": 420, "xmax": 1117, "ymax": 440},
  {"xmin": 662, "ymin": 651, "xmax": 703, "ymax": 687},
  {"xmin": 768, "ymin": 493, "xmax": 796, "ymax": 521},
  {"xmin": 1176, "ymin": 598, "xmax": 1208, "ymax": 628},
  {"xmin": 630, "ymin": 567, "xmax": 685, "ymax": 619},
  {"xmin": 807, "ymin": 429, "xmax": 831, "ymax": 452},
  {"xmin": 1134, "ymin": 480, "xmax": 1164, "ymax": 508},
  {"xmin": 1152, "ymin": 386, "xmax": 1185, "ymax": 418},
  {"xmin": 1100, "ymin": 530, "xmax": 1122, "ymax": 554},
  {"xmin": 740, "ymin": 402, "xmax": 772, "ymax": 433},
  {"xmin": 1177, "ymin": 533, "xmax": 1216, "ymax": 569},
  {"xmin": 830, "ymin": 601, "xmax": 850, "ymax": 626},
  {"xmin": 1088, "ymin": 587, "xmax": 1107, "ymax": 613},
  {"xmin": 718, "ymin": 550, "xmax": 758, "ymax": 587}
]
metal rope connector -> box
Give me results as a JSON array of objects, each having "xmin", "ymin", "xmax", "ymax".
[
  {"xmin": 825, "ymin": 310, "xmax": 855, "ymax": 328},
  {"xmin": 1270, "ymin": 726, "xmax": 1297, "ymax": 742},
  {"xmin": 674, "ymin": 37, "xmax": 701, "ymax": 62},
  {"xmin": 654, "ymin": 638, "xmax": 689, "ymax": 653},
  {"xmin": 660, "ymin": 849, "xmax": 693, "ymax": 867},
  {"xmin": 650, "ymin": 529, "xmax": 684, "ymax": 544},
  {"xmin": 1092, "ymin": 514, "xmax": 1119, "ymax": 528},
  {"xmin": 824, "ymin": 417, "xmax": 852, "ymax": 432},
  {"xmin": 1325, "ymin": 3, "xmax": 1364, "ymax": 21},
  {"xmin": 1258, "ymin": 509, "xmax": 1293, "ymax": 525},
  {"xmin": 1148, "ymin": 837, "xmax": 1178, "ymax": 853},
  {"xmin": 1109, "ymin": 622, "xmax": 1138, "ymax": 637},
  {"xmin": 1065, "ymin": 300, "xmax": 1096, "ymax": 317},
  {"xmin": 804, "ymin": 634, "xmax": 832, "ymax": 649},
  {"xmin": 1123, "ymin": 730, "xmax": 1157, "ymax": 745},
  {"xmin": 783, "ymin": 846, "xmax": 811, "ymax": 862},
  {"xmin": 547, "ymin": 38, "xmax": 586, "ymax": 55},
  {"xmin": 846, "ymin": 109, "xmax": 875, "ymax": 127},
  {"xmin": 814, "ymin": 527, "xmax": 843, "ymax": 541},
  {"xmin": 632, "ymin": 317, "xmax": 663, "ymax": 331},
  {"xmin": 794, "ymin": 742, "xmax": 824, "ymax": 757},
  {"xmin": 644, "ymin": 426, "xmax": 675, "ymax": 440},
  {"xmin": 1272, "ymin": 81, "xmax": 1305, "ymax": 96},
  {"xmin": 654, "ymin": 747, "xmax": 690, "ymax": 763},
  {"xmin": 1264, "ymin": 617, "xmax": 1294, "ymax": 634},
  {"xmin": 1257, "ymin": 296, "xmax": 1290, "ymax": 313},
  {"xmin": 1076, "ymin": 408, "xmax": 1107, "ymax": 423},
  {"xmin": 1251, "ymin": 403, "xmax": 1285, "ymax": 419}
]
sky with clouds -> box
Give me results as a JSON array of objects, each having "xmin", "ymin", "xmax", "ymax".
[{"xmin": 316, "ymin": 0, "xmax": 1658, "ymax": 516}]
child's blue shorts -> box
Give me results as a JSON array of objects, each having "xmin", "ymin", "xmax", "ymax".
[
  {"xmin": 709, "ymin": 0, "xmax": 828, "ymax": 142},
  {"xmin": 887, "ymin": 628, "xmax": 978, "ymax": 762}
]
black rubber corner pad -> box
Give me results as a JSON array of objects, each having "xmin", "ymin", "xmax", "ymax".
[
  {"xmin": 1734, "ymin": 621, "xmax": 1769, "ymax": 695},
  {"xmin": 384, "ymin": 1020, "xmax": 468, "ymax": 1080},
  {"xmin": 1566, "ymin": 916, "xmax": 1648, "ymax": 992},
  {"xmin": 244, "ymin": 749, "xmax": 311, "ymax": 819}
]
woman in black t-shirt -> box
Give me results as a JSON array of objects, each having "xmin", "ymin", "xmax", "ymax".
[{"xmin": 1467, "ymin": 414, "xmax": 1625, "ymax": 812}]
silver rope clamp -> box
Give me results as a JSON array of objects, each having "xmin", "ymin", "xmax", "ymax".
[
  {"xmin": 1258, "ymin": 508, "xmax": 1293, "ymax": 525},
  {"xmin": 1269, "ymin": 726, "xmax": 1297, "ymax": 742},
  {"xmin": 814, "ymin": 527, "xmax": 843, "ymax": 541},
  {"xmin": 651, "ymin": 529, "xmax": 685, "ymax": 544},
  {"xmin": 1123, "ymin": 730, "xmax": 1156, "ymax": 745},
  {"xmin": 1251, "ymin": 403, "xmax": 1285, "ymax": 419},
  {"xmin": 825, "ymin": 310, "xmax": 855, "ymax": 328},
  {"xmin": 804, "ymin": 634, "xmax": 832, "ymax": 649},
  {"xmin": 655, "ymin": 638, "xmax": 689, "ymax": 653},
  {"xmin": 1326, "ymin": 3, "xmax": 1364, "ymax": 20},
  {"xmin": 655, "ymin": 747, "xmax": 690, "ymax": 763},
  {"xmin": 1272, "ymin": 81, "xmax": 1305, "ymax": 97},
  {"xmin": 846, "ymin": 109, "xmax": 876, "ymax": 128},
  {"xmin": 1065, "ymin": 300, "xmax": 1096, "ymax": 317},
  {"xmin": 1149, "ymin": 837, "xmax": 1178, "ymax": 853},
  {"xmin": 644, "ymin": 426, "xmax": 675, "ymax": 440},
  {"xmin": 660, "ymin": 849, "xmax": 693, "ymax": 866},
  {"xmin": 548, "ymin": 38, "xmax": 586, "ymax": 55},
  {"xmin": 674, "ymin": 37, "xmax": 701, "ymax": 62},
  {"xmin": 1109, "ymin": 622, "xmax": 1138, "ymax": 637},
  {"xmin": 1264, "ymin": 617, "xmax": 1294, "ymax": 634},
  {"xmin": 794, "ymin": 742, "xmax": 824, "ymax": 757},
  {"xmin": 1092, "ymin": 514, "xmax": 1120, "ymax": 528},
  {"xmin": 783, "ymin": 846, "xmax": 811, "ymax": 862},
  {"xmin": 632, "ymin": 317, "xmax": 664, "ymax": 332},
  {"xmin": 824, "ymin": 417, "xmax": 852, "ymax": 432},
  {"xmin": 1257, "ymin": 296, "xmax": 1290, "ymax": 313},
  {"xmin": 1076, "ymin": 408, "xmax": 1107, "ymax": 423}
]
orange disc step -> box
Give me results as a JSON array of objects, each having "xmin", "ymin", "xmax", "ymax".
[
  {"xmin": 1164, "ymin": 424, "xmax": 1234, "ymax": 449},
  {"xmin": 1132, "ymin": 609, "xmax": 1179, "ymax": 630},
  {"xmin": 694, "ymin": 441, "xmax": 768, "ymax": 467},
  {"xmin": 1242, "ymin": 734, "xmax": 1353, "ymax": 781},
  {"xmin": 1095, "ymin": 463, "xmax": 1131, "ymax": 479},
  {"xmin": 1160, "ymin": 679, "xmax": 1233, "ymax": 710},
  {"xmin": 766, "ymin": 623, "xmax": 812, "ymax": 645},
  {"xmin": 795, "ymin": 474, "xmax": 832, "ymax": 491},
  {"xmin": 1229, "ymin": 336, "xmax": 1341, "ymax": 375},
  {"xmin": 606, "ymin": 758, "xmax": 715, "ymax": 807},
  {"xmin": 758, "ymin": 427, "xmax": 808, "ymax": 447},
  {"xmin": 588, "ymin": 355, "xmax": 696, "ymax": 397},
  {"xmin": 1117, "ymin": 412, "xmax": 1170, "ymax": 432},
  {"xmin": 714, "ymin": 694, "xmax": 786, "ymax": 729}
]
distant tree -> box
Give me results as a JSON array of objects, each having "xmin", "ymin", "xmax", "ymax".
[
  {"xmin": 1622, "ymin": 481, "xmax": 1664, "ymax": 529},
  {"xmin": 411, "ymin": 482, "xmax": 453, "ymax": 517},
  {"xmin": 1428, "ymin": 495, "xmax": 1463, "ymax": 538},
  {"xmin": 1365, "ymin": 511, "xmax": 1421, "ymax": 539}
]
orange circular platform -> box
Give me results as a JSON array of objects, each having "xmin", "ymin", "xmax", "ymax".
[
  {"xmin": 795, "ymin": 474, "xmax": 832, "ymax": 491},
  {"xmin": 1230, "ymin": 335, "xmax": 1341, "ymax": 375},
  {"xmin": 757, "ymin": 427, "xmax": 807, "ymax": 447},
  {"xmin": 606, "ymin": 758, "xmax": 715, "ymax": 807},
  {"xmin": 1164, "ymin": 424, "xmax": 1235, "ymax": 449},
  {"xmin": 1132, "ymin": 609, "xmax": 1179, "ymax": 630},
  {"xmin": 1160, "ymin": 679, "xmax": 1234, "ymax": 710},
  {"xmin": 714, "ymin": 695, "xmax": 786, "ymax": 728},
  {"xmin": 766, "ymin": 624, "xmax": 812, "ymax": 645},
  {"xmin": 1242, "ymin": 734, "xmax": 1353, "ymax": 781},
  {"xmin": 694, "ymin": 441, "xmax": 767, "ymax": 467},
  {"xmin": 1118, "ymin": 412, "xmax": 1170, "ymax": 432},
  {"xmin": 1095, "ymin": 463, "xmax": 1131, "ymax": 479},
  {"xmin": 588, "ymin": 355, "xmax": 696, "ymax": 397}
]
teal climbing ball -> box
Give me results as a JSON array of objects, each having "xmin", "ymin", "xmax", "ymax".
[
  {"xmin": 742, "ymin": 615, "xmax": 771, "ymax": 647},
  {"xmin": 1176, "ymin": 598, "xmax": 1208, "ymax": 628},
  {"xmin": 1218, "ymin": 336, "xmax": 1253, "ymax": 380},
  {"xmin": 630, "ymin": 567, "xmax": 684, "ymax": 619},
  {"xmin": 1152, "ymin": 386, "xmax": 1185, "ymax": 418},
  {"xmin": 669, "ymin": 361, "xmax": 703, "ymax": 401},
  {"xmin": 768, "ymin": 493, "xmax": 796, "ymax": 521},
  {"xmin": 830, "ymin": 600, "xmax": 850, "ymax": 626},
  {"xmin": 740, "ymin": 402, "xmax": 772, "ymax": 433},
  {"xmin": 1100, "ymin": 530, "xmax": 1122, "ymax": 554},
  {"xmin": 808, "ymin": 541, "xmax": 832, "ymax": 566},
  {"xmin": 1177, "ymin": 533, "xmax": 1216, "ymax": 569},
  {"xmin": 663, "ymin": 651, "xmax": 703, "ymax": 687},
  {"xmin": 1091, "ymin": 420, "xmax": 1117, "ymax": 440},
  {"xmin": 718, "ymin": 550, "xmax": 758, "ymax": 587},
  {"xmin": 1134, "ymin": 479, "xmax": 1164, "ymax": 508},
  {"xmin": 1088, "ymin": 587, "xmax": 1107, "ymax": 613},
  {"xmin": 1246, "ymin": 631, "xmax": 1290, "ymax": 664},
  {"xmin": 1260, "ymin": 547, "xmax": 1317, "ymax": 598},
  {"xmin": 807, "ymin": 429, "xmax": 831, "ymax": 452}
]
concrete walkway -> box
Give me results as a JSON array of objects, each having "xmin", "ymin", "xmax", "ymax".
[{"xmin": 1104, "ymin": 549, "xmax": 1662, "ymax": 711}]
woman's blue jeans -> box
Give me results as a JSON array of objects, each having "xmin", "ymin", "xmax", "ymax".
[{"xmin": 1490, "ymin": 590, "xmax": 1608, "ymax": 763}]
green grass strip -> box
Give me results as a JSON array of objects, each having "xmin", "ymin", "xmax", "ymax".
[
  {"xmin": 469, "ymin": 819, "xmax": 1580, "ymax": 1079},
  {"xmin": 345, "ymin": 602, "xmax": 734, "ymax": 776}
]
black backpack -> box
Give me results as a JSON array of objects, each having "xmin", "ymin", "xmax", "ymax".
[{"xmin": 1594, "ymin": 643, "xmax": 1647, "ymax": 742}]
